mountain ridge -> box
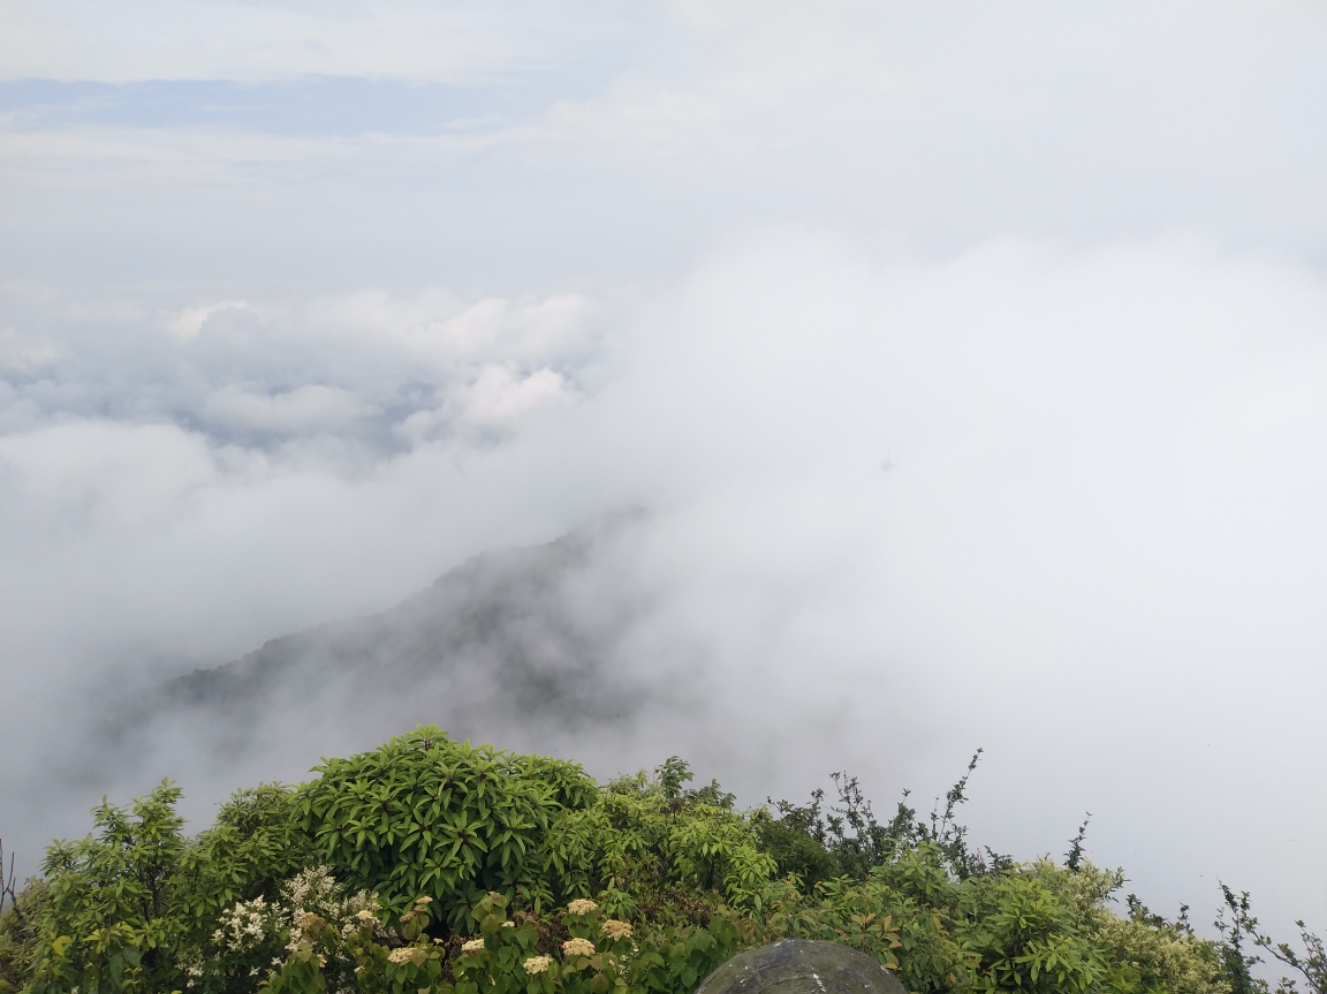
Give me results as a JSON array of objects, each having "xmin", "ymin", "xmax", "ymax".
[{"xmin": 99, "ymin": 515, "xmax": 658, "ymax": 774}]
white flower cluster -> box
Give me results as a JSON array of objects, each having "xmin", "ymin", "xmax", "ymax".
[
  {"xmin": 181, "ymin": 953, "xmax": 205, "ymax": 987},
  {"xmin": 283, "ymin": 866, "xmax": 339, "ymax": 914},
  {"xmin": 343, "ymin": 907, "xmax": 380, "ymax": 937},
  {"xmin": 601, "ymin": 919, "xmax": 633, "ymax": 941},
  {"xmin": 523, "ymin": 955, "xmax": 553, "ymax": 975},
  {"xmin": 282, "ymin": 866, "xmax": 383, "ymax": 942},
  {"xmin": 205, "ymin": 865, "xmax": 388, "ymax": 984},
  {"xmin": 212, "ymin": 895, "xmax": 272, "ymax": 953},
  {"xmin": 562, "ymin": 937, "xmax": 596, "ymax": 957}
]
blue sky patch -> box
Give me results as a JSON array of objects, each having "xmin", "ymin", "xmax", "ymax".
[{"xmin": 0, "ymin": 74, "xmax": 586, "ymax": 136}]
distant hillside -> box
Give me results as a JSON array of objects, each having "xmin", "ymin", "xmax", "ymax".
[{"xmin": 100, "ymin": 514, "xmax": 656, "ymax": 772}]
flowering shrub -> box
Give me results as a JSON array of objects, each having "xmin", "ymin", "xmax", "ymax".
[
  {"xmin": 183, "ymin": 866, "xmax": 384, "ymax": 992},
  {"xmin": 0, "ymin": 728, "xmax": 1313, "ymax": 994},
  {"xmin": 259, "ymin": 892, "xmax": 639, "ymax": 994}
]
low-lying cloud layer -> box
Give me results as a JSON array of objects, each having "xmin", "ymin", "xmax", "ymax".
[{"xmin": 3, "ymin": 236, "xmax": 1325, "ymax": 947}]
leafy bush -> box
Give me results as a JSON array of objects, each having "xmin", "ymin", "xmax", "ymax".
[
  {"xmin": 7, "ymin": 780, "xmax": 313, "ymax": 994},
  {"xmin": 26, "ymin": 781, "xmax": 192, "ymax": 994},
  {"xmin": 0, "ymin": 725, "xmax": 1319, "ymax": 994},
  {"xmin": 299, "ymin": 727, "xmax": 598, "ymax": 929},
  {"xmin": 543, "ymin": 760, "xmax": 774, "ymax": 921}
]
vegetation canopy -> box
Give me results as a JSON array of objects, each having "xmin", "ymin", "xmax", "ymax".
[{"xmin": 0, "ymin": 726, "xmax": 1320, "ymax": 994}]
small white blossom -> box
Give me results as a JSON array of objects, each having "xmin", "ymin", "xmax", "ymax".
[
  {"xmin": 388, "ymin": 947, "xmax": 427, "ymax": 966},
  {"xmin": 601, "ymin": 920, "xmax": 633, "ymax": 941},
  {"xmin": 563, "ymin": 938, "xmax": 596, "ymax": 957},
  {"xmin": 524, "ymin": 955, "xmax": 553, "ymax": 975}
]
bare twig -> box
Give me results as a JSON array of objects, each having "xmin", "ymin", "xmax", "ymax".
[{"xmin": 0, "ymin": 837, "xmax": 18, "ymax": 917}]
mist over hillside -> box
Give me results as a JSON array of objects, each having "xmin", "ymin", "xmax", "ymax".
[
  {"xmin": 112, "ymin": 516, "xmax": 657, "ymax": 773},
  {"xmin": 35, "ymin": 504, "xmax": 900, "ymax": 846},
  {"xmin": 3, "ymin": 239, "xmax": 1326, "ymax": 951}
]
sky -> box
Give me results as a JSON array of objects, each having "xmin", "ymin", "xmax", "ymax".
[{"xmin": 1, "ymin": 0, "xmax": 1326, "ymax": 958}]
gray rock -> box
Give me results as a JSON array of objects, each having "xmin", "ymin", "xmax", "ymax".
[{"xmin": 695, "ymin": 940, "xmax": 907, "ymax": 994}]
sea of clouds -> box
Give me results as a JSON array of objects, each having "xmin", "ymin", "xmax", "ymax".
[{"xmin": 1, "ymin": 0, "xmax": 1325, "ymax": 959}]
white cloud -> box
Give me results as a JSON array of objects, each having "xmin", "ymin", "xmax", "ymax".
[
  {"xmin": 0, "ymin": 0, "xmax": 557, "ymax": 83},
  {"xmin": 0, "ymin": 236, "xmax": 1324, "ymax": 949},
  {"xmin": 0, "ymin": 326, "xmax": 64, "ymax": 374},
  {"xmin": 201, "ymin": 382, "xmax": 377, "ymax": 433},
  {"xmin": 304, "ymin": 290, "xmax": 593, "ymax": 368},
  {"xmin": 0, "ymin": 281, "xmax": 594, "ymax": 452},
  {"xmin": 169, "ymin": 299, "xmax": 253, "ymax": 340},
  {"xmin": 0, "ymin": 420, "xmax": 220, "ymax": 550},
  {"xmin": 0, "ymin": 126, "xmax": 354, "ymax": 189},
  {"xmin": 459, "ymin": 365, "xmax": 577, "ymax": 427}
]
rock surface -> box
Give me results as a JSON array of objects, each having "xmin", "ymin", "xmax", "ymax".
[{"xmin": 695, "ymin": 940, "xmax": 906, "ymax": 994}]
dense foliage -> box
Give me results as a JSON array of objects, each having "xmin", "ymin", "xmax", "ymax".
[
  {"xmin": 0, "ymin": 727, "xmax": 1320, "ymax": 994},
  {"xmin": 300, "ymin": 733, "xmax": 598, "ymax": 930}
]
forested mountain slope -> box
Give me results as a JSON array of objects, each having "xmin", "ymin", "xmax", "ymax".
[{"xmin": 103, "ymin": 518, "xmax": 654, "ymax": 772}]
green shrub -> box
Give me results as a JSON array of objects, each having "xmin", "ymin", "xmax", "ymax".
[
  {"xmin": 543, "ymin": 761, "xmax": 774, "ymax": 921},
  {"xmin": 0, "ymin": 727, "xmax": 1316, "ymax": 994},
  {"xmin": 27, "ymin": 781, "xmax": 191, "ymax": 994},
  {"xmin": 298, "ymin": 727, "xmax": 598, "ymax": 929}
]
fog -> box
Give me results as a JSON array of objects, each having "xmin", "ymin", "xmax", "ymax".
[{"xmin": 2, "ymin": 0, "xmax": 1325, "ymax": 960}]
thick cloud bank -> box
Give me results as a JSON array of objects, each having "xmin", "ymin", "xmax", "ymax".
[
  {"xmin": 2, "ymin": 236, "xmax": 1325, "ymax": 946},
  {"xmin": 2, "ymin": 0, "xmax": 1325, "ymax": 964}
]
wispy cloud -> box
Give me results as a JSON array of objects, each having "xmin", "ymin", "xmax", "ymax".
[{"xmin": 0, "ymin": 1, "xmax": 626, "ymax": 85}]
